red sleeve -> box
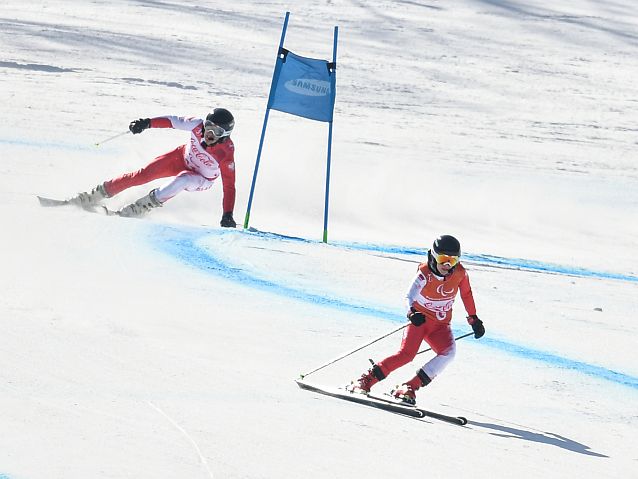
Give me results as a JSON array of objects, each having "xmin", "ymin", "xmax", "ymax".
[
  {"xmin": 149, "ymin": 117, "xmax": 173, "ymax": 129},
  {"xmin": 459, "ymin": 272, "xmax": 477, "ymax": 316},
  {"xmin": 219, "ymin": 145, "xmax": 236, "ymax": 213}
]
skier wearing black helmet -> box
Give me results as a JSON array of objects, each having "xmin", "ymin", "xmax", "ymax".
[
  {"xmin": 349, "ymin": 234, "xmax": 485, "ymax": 405},
  {"xmin": 67, "ymin": 108, "xmax": 237, "ymax": 226}
]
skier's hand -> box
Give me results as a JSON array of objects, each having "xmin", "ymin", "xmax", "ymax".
[
  {"xmin": 467, "ymin": 315, "xmax": 485, "ymax": 338},
  {"xmin": 407, "ymin": 308, "xmax": 426, "ymax": 327},
  {"xmin": 129, "ymin": 118, "xmax": 151, "ymax": 134},
  {"xmin": 220, "ymin": 211, "xmax": 236, "ymax": 228}
]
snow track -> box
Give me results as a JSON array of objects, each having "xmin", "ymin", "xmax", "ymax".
[{"xmin": 149, "ymin": 224, "xmax": 638, "ymax": 390}]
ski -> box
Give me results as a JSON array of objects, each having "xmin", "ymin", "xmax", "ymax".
[
  {"xmin": 37, "ymin": 196, "xmax": 70, "ymax": 207},
  {"xmin": 416, "ymin": 407, "xmax": 468, "ymax": 426},
  {"xmin": 94, "ymin": 205, "xmax": 121, "ymax": 216},
  {"xmin": 296, "ymin": 380, "xmax": 468, "ymax": 425},
  {"xmin": 37, "ymin": 196, "xmax": 121, "ymax": 216},
  {"xmin": 295, "ymin": 380, "xmax": 423, "ymax": 418},
  {"xmin": 366, "ymin": 390, "xmax": 468, "ymax": 425}
]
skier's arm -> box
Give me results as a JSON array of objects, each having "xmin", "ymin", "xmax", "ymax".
[
  {"xmin": 129, "ymin": 116, "xmax": 201, "ymax": 134},
  {"xmin": 460, "ymin": 273, "xmax": 484, "ymax": 337},
  {"xmin": 459, "ymin": 273, "xmax": 477, "ymax": 316},
  {"xmin": 152, "ymin": 116, "xmax": 202, "ymax": 131},
  {"xmin": 149, "ymin": 117, "xmax": 173, "ymax": 128},
  {"xmin": 405, "ymin": 269, "xmax": 427, "ymax": 312},
  {"xmin": 219, "ymin": 151, "xmax": 236, "ymax": 216}
]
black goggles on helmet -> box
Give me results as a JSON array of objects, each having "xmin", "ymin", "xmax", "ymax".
[{"xmin": 204, "ymin": 120, "xmax": 230, "ymax": 138}]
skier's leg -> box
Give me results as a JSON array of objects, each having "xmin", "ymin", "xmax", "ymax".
[
  {"xmin": 352, "ymin": 324, "xmax": 424, "ymax": 392},
  {"xmin": 104, "ymin": 145, "xmax": 186, "ymax": 197},
  {"xmin": 393, "ymin": 326, "xmax": 455, "ymax": 403},
  {"xmin": 376, "ymin": 324, "xmax": 425, "ymax": 375},
  {"xmin": 420, "ymin": 326, "xmax": 456, "ymax": 380},
  {"xmin": 153, "ymin": 171, "xmax": 214, "ymax": 203},
  {"xmin": 118, "ymin": 172, "xmax": 214, "ymax": 217}
]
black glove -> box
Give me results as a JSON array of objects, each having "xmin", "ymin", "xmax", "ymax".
[
  {"xmin": 407, "ymin": 308, "xmax": 426, "ymax": 327},
  {"xmin": 220, "ymin": 211, "xmax": 236, "ymax": 228},
  {"xmin": 467, "ymin": 315, "xmax": 485, "ymax": 339},
  {"xmin": 129, "ymin": 118, "xmax": 151, "ymax": 134}
]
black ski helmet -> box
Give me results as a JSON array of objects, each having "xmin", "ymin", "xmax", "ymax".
[
  {"xmin": 428, "ymin": 235, "xmax": 461, "ymax": 275},
  {"xmin": 206, "ymin": 108, "xmax": 235, "ymax": 135},
  {"xmin": 432, "ymin": 235, "xmax": 461, "ymax": 256}
]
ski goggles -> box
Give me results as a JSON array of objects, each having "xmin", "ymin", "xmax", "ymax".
[
  {"xmin": 431, "ymin": 250, "xmax": 460, "ymax": 266},
  {"xmin": 204, "ymin": 120, "xmax": 230, "ymax": 138}
]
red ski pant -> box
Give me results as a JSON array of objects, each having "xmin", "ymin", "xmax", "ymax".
[
  {"xmin": 377, "ymin": 321, "xmax": 455, "ymax": 380},
  {"xmin": 104, "ymin": 146, "xmax": 188, "ymax": 197}
]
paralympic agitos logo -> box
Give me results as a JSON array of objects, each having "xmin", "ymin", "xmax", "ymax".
[{"xmin": 284, "ymin": 78, "xmax": 331, "ymax": 96}]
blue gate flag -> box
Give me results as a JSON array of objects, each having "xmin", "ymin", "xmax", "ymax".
[
  {"xmin": 269, "ymin": 49, "xmax": 335, "ymax": 122},
  {"xmin": 244, "ymin": 12, "xmax": 339, "ymax": 243}
]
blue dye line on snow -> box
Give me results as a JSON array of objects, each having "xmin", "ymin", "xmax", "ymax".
[
  {"xmin": 0, "ymin": 136, "xmax": 114, "ymax": 153},
  {"xmin": 149, "ymin": 225, "xmax": 638, "ymax": 391},
  {"xmin": 482, "ymin": 337, "xmax": 637, "ymax": 390},
  {"xmin": 152, "ymin": 226, "xmax": 394, "ymax": 321},
  {"xmin": 333, "ymin": 241, "xmax": 638, "ymax": 283},
  {"xmin": 226, "ymin": 228, "xmax": 638, "ymax": 283}
]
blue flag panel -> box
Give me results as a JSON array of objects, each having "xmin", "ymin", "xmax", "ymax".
[{"xmin": 269, "ymin": 50, "xmax": 335, "ymax": 122}]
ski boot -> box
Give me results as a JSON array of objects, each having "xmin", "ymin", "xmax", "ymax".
[
  {"xmin": 392, "ymin": 370, "xmax": 431, "ymax": 405},
  {"xmin": 392, "ymin": 385, "xmax": 417, "ymax": 405},
  {"xmin": 118, "ymin": 189, "xmax": 163, "ymax": 218},
  {"xmin": 68, "ymin": 183, "xmax": 109, "ymax": 208},
  {"xmin": 348, "ymin": 363, "xmax": 385, "ymax": 394}
]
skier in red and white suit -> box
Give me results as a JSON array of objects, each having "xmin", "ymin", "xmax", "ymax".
[
  {"xmin": 70, "ymin": 108, "xmax": 237, "ymax": 227},
  {"xmin": 351, "ymin": 235, "xmax": 485, "ymax": 404}
]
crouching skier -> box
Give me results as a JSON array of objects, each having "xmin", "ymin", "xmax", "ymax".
[
  {"xmin": 349, "ymin": 235, "xmax": 485, "ymax": 405},
  {"xmin": 68, "ymin": 108, "xmax": 238, "ymax": 227}
]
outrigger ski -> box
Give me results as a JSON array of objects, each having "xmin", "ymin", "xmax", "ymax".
[
  {"xmin": 37, "ymin": 196, "xmax": 121, "ymax": 216},
  {"xmin": 295, "ymin": 380, "xmax": 467, "ymax": 425}
]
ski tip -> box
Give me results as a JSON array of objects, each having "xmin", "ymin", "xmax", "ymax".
[
  {"xmin": 458, "ymin": 416, "xmax": 468, "ymax": 425},
  {"xmin": 295, "ymin": 379, "xmax": 313, "ymax": 391}
]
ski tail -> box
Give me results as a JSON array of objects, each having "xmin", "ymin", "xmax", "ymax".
[
  {"xmin": 367, "ymin": 391, "xmax": 467, "ymax": 425},
  {"xmin": 37, "ymin": 196, "xmax": 70, "ymax": 207},
  {"xmin": 417, "ymin": 408, "xmax": 468, "ymax": 426}
]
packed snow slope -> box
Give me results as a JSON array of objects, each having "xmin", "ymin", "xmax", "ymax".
[{"xmin": 1, "ymin": 1, "xmax": 637, "ymax": 478}]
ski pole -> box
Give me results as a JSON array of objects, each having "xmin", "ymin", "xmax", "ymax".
[
  {"xmin": 299, "ymin": 322, "xmax": 409, "ymax": 380},
  {"xmin": 416, "ymin": 331, "xmax": 474, "ymax": 355},
  {"xmin": 95, "ymin": 130, "xmax": 130, "ymax": 147}
]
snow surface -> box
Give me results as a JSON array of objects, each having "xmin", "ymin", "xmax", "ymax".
[{"xmin": 1, "ymin": 1, "xmax": 637, "ymax": 478}]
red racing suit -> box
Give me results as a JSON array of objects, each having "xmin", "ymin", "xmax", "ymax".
[
  {"xmin": 376, "ymin": 262, "xmax": 477, "ymax": 380},
  {"xmin": 104, "ymin": 116, "xmax": 236, "ymax": 212}
]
